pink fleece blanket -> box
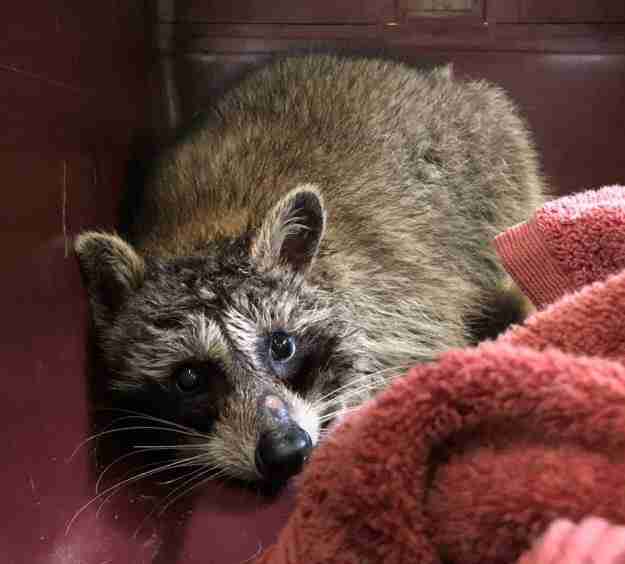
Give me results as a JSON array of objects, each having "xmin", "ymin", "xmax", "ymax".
[{"xmin": 255, "ymin": 185, "xmax": 625, "ymax": 564}]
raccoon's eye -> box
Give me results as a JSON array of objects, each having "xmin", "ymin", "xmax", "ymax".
[
  {"xmin": 175, "ymin": 366, "xmax": 202, "ymax": 392},
  {"xmin": 269, "ymin": 331, "xmax": 296, "ymax": 363}
]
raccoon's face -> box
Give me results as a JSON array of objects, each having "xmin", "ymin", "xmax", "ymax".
[{"xmin": 75, "ymin": 186, "xmax": 368, "ymax": 486}]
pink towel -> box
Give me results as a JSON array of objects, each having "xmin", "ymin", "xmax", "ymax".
[
  {"xmin": 495, "ymin": 185, "xmax": 625, "ymax": 308},
  {"xmin": 255, "ymin": 185, "xmax": 625, "ymax": 564},
  {"xmin": 256, "ymin": 345, "xmax": 625, "ymax": 564}
]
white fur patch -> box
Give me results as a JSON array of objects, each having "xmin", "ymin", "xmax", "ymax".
[{"xmin": 283, "ymin": 389, "xmax": 321, "ymax": 446}]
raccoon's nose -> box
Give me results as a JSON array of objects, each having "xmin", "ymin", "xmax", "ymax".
[{"xmin": 255, "ymin": 425, "xmax": 313, "ymax": 482}]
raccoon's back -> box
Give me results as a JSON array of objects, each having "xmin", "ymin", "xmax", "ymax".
[{"xmin": 132, "ymin": 55, "xmax": 541, "ymax": 262}]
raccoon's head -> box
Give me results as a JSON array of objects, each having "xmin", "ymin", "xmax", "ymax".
[{"xmin": 75, "ymin": 186, "xmax": 370, "ymax": 487}]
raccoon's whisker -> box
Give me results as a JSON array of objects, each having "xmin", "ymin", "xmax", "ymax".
[
  {"xmin": 312, "ymin": 384, "xmax": 362, "ymax": 408},
  {"xmin": 95, "ymin": 449, "xmax": 153, "ymax": 494},
  {"xmin": 65, "ymin": 453, "xmax": 208, "ymax": 535},
  {"xmin": 95, "ymin": 445, "xmax": 205, "ymax": 493},
  {"xmin": 109, "ymin": 414, "xmax": 203, "ymax": 435},
  {"xmin": 314, "ymin": 379, "xmax": 387, "ymax": 409},
  {"xmin": 341, "ymin": 378, "xmax": 388, "ymax": 396},
  {"xmin": 156, "ymin": 467, "xmax": 229, "ymax": 518},
  {"xmin": 94, "ymin": 463, "xmax": 164, "ymax": 520},
  {"xmin": 91, "ymin": 453, "xmax": 208, "ymax": 520},
  {"xmin": 94, "ymin": 456, "xmax": 204, "ymax": 520},
  {"xmin": 95, "ymin": 408, "xmax": 205, "ymax": 435},
  {"xmin": 68, "ymin": 426, "xmax": 207, "ymax": 461},
  {"xmin": 133, "ymin": 444, "xmax": 207, "ymax": 451},
  {"xmin": 96, "ymin": 460, "xmax": 177, "ymax": 509},
  {"xmin": 318, "ymin": 366, "xmax": 390, "ymax": 393},
  {"xmin": 325, "ymin": 364, "xmax": 412, "ymax": 400},
  {"xmin": 132, "ymin": 465, "xmax": 228, "ymax": 539},
  {"xmin": 321, "ymin": 384, "xmax": 384, "ymax": 409},
  {"xmin": 158, "ymin": 467, "xmax": 223, "ymax": 512},
  {"xmin": 91, "ymin": 455, "xmax": 209, "ymax": 522},
  {"xmin": 312, "ymin": 364, "xmax": 410, "ymax": 407},
  {"xmin": 317, "ymin": 390, "xmax": 369, "ymax": 420},
  {"xmin": 319, "ymin": 407, "xmax": 357, "ymax": 423},
  {"xmin": 318, "ymin": 406, "xmax": 360, "ymax": 424},
  {"xmin": 157, "ymin": 463, "xmax": 215, "ymax": 486}
]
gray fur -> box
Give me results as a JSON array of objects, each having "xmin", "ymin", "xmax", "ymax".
[{"xmin": 75, "ymin": 54, "xmax": 544, "ymax": 482}]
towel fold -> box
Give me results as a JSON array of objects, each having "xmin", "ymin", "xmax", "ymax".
[{"xmin": 495, "ymin": 185, "xmax": 625, "ymax": 308}]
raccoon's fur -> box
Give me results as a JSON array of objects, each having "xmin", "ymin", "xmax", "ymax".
[{"xmin": 75, "ymin": 54, "xmax": 544, "ymax": 485}]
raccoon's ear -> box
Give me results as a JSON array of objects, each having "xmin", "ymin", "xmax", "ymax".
[
  {"xmin": 252, "ymin": 184, "xmax": 326, "ymax": 272},
  {"xmin": 74, "ymin": 231, "xmax": 145, "ymax": 323}
]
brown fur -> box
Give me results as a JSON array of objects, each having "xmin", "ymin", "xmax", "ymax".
[{"xmin": 75, "ymin": 54, "xmax": 544, "ymax": 484}]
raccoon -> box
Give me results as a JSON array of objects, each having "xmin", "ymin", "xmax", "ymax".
[{"xmin": 75, "ymin": 54, "xmax": 543, "ymax": 487}]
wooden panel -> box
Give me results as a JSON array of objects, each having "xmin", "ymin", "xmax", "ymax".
[
  {"xmin": 402, "ymin": 0, "xmax": 482, "ymax": 20},
  {"xmin": 489, "ymin": 0, "xmax": 625, "ymax": 23},
  {"xmin": 158, "ymin": 21, "xmax": 625, "ymax": 56},
  {"xmin": 158, "ymin": 0, "xmax": 395, "ymax": 24},
  {"xmin": 486, "ymin": 0, "xmax": 519, "ymax": 23},
  {"xmin": 413, "ymin": 0, "xmax": 474, "ymax": 10}
]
